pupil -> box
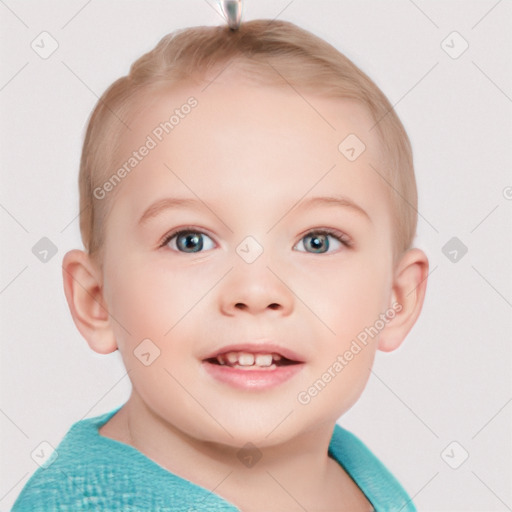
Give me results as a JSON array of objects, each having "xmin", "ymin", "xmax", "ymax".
[
  {"xmin": 179, "ymin": 233, "xmax": 202, "ymax": 252},
  {"xmin": 308, "ymin": 234, "xmax": 327, "ymax": 253}
]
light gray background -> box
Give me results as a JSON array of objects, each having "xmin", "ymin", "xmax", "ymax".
[{"xmin": 1, "ymin": 1, "xmax": 511, "ymax": 510}]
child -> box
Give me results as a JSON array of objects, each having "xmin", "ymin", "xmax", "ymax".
[{"xmin": 12, "ymin": 17, "xmax": 428, "ymax": 512}]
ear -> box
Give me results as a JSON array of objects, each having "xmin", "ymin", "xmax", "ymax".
[
  {"xmin": 378, "ymin": 248, "xmax": 429, "ymax": 352},
  {"xmin": 62, "ymin": 249, "xmax": 117, "ymax": 354}
]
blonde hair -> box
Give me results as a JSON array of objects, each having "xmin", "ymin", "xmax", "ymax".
[{"xmin": 79, "ymin": 19, "xmax": 417, "ymax": 267}]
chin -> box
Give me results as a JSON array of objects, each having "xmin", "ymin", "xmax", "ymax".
[{"xmin": 197, "ymin": 409, "xmax": 318, "ymax": 450}]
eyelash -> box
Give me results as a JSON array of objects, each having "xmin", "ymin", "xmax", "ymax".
[
  {"xmin": 158, "ymin": 227, "xmax": 353, "ymax": 252},
  {"xmin": 296, "ymin": 228, "xmax": 353, "ymax": 250}
]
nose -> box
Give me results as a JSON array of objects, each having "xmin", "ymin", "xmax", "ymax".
[{"xmin": 218, "ymin": 259, "xmax": 294, "ymax": 317}]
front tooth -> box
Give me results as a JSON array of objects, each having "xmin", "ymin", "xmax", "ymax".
[
  {"xmin": 238, "ymin": 352, "xmax": 255, "ymax": 366},
  {"xmin": 226, "ymin": 352, "xmax": 239, "ymax": 364},
  {"xmin": 255, "ymin": 354, "xmax": 273, "ymax": 367}
]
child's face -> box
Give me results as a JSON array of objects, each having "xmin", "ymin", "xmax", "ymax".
[{"xmin": 99, "ymin": 75, "xmax": 397, "ymax": 446}]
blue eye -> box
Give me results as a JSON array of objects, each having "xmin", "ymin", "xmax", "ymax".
[
  {"xmin": 294, "ymin": 230, "xmax": 350, "ymax": 254},
  {"xmin": 160, "ymin": 228, "xmax": 351, "ymax": 254},
  {"xmin": 163, "ymin": 230, "xmax": 215, "ymax": 253}
]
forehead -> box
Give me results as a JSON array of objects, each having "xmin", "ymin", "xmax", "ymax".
[
  {"xmin": 108, "ymin": 77, "xmax": 390, "ymax": 228},
  {"xmin": 124, "ymin": 78, "xmax": 382, "ymax": 161}
]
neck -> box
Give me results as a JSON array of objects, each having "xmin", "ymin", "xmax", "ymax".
[{"xmin": 99, "ymin": 391, "xmax": 370, "ymax": 511}]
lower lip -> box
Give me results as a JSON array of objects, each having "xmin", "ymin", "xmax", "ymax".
[{"xmin": 202, "ymin": 361, "xmax": 304, "ymax": 390}]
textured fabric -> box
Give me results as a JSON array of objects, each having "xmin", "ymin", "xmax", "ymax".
[{"xmin": 12, "ymin": 406, "xmax": 416, "ymax": 511}]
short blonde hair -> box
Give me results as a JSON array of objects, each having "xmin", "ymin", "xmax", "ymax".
[{"xmin": 79, "ymin": 19, "xmax": 417, "ymax": 266}]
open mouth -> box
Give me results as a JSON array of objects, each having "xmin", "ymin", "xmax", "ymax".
[
  {"xmin": 202, "ymin": 345, "xmax": 305, "ymax": 389},
  {"xmin": 204, "ymin": 351, "xmax": 300, "ymax": 371}
]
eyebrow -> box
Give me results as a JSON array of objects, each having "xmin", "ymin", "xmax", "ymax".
[
  {"xmin": 295, "ymin": 195, "xmax": 370, "ymax": 221},
  {"xmin": 138, "ymin": 194, "xmax": 370, "ymax": 225},
  {"xmin": 139, "ymin": 197, "xmax": 208, "ymax": 225}
]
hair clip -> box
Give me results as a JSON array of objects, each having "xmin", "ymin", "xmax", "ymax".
[{"xmin": 220, "ymin": 0, "xmax": 243, "ymax": 30}]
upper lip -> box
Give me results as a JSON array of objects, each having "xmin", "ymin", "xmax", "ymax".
[{"xmin": 203, "ymin": 342, "xmax": 305, "ymax": 363}]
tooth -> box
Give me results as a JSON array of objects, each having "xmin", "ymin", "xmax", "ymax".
[
  {"xmin": 272, "ymin": 353, "xmax": 282, "ymax": 362},
  {"xmin": 238, "ymin": 352, "xmax": 255, "ymax": 366},
  {"xmin": 255, "ymin": 354, "xmax": 273, "ymax": 367},
  {"xmin": 226, "ymin": 352, "xmax": 239, "ymax": 364},
  {"xmin": 216, "ymin": 354, "xmax": 226, "ymax": 365}
]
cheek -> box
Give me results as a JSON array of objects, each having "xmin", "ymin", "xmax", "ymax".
[
  {"xmin": 294, "ymin": 253, "xmax": 391, "ymax": 342},
  {"xmin": 296, "ymin": 349, "xmax": 376, "ymax": 425},
  {"xmin": 301, "ymin": 254, "xmax": 392, "ymax": 416},
  {"xmin": 103, "ymin": 254, "xmax": 205, "ymax": 344},
  {"xmin": 294, "ymin": 261, "xmax": 386, "ymax": 419},
  {"xmin": 102, "ymin": 256, "xmax": 206, "ymax": 409}
]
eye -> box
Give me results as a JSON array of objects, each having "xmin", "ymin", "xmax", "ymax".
[
  {"xmin": 294, "ymin": 229, "xmax": 351, "ymax": 254},
  {"xmin": 161, "ymin": 229, "xmax": 215, "ymax": 253}
]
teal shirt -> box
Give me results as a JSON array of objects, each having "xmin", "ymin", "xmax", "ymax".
[{"xmin": 12, "ymin": 406, "xmax": 416, "ymax": 511}]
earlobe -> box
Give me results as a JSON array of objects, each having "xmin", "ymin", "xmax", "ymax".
[
  {"xmin": 61, "ymin": 249, "xmax": 118, "ymax": 354},
  {"xmin": 378, "ymin": 248, "xmax": 429, "ymax": 353}
]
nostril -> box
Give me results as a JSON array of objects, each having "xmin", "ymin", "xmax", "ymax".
[{"xmin": 233, "ymin": 303, "xmax": 280, "ymax": 310}]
